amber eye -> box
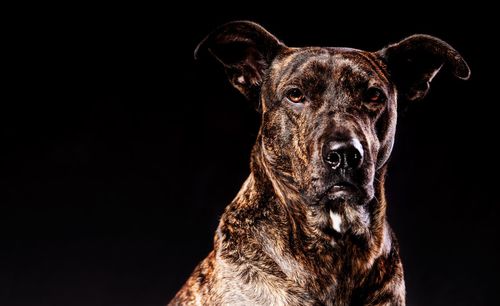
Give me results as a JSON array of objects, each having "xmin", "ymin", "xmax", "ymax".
[
  {"xmin": 286, "ymin": 88, "xmax": 305, "ymax": 103},
  {"xmin": 365, "ymin": 87, "xmax": 386, "ymax": 103}
]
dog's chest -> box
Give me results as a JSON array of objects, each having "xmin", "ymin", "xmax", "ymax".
[{"xmin": 216, "ymin": 234, "xmax": 356, "ymax": 306}]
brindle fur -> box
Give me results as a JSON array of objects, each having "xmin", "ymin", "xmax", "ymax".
[{"xmin": 169, "ymin": 21, "xmax": 470, "ymax": 306}]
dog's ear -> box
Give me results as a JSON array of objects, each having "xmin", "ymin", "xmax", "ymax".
[
  {"xmin": 195, "ymin": 21, "xmax": 286, "ymax": 101},
  {"xmin": 377, "ymin": 34, "xmax": 470, "ymax": 102}
]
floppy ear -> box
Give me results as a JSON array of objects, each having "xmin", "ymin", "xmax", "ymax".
[
  {"xmin": 194, "ymin": 21, "xmax": 286, "ymax": 101},
  {"xmin": 377, "ymin": 34, "xmax": 470, "ymax": 102}
]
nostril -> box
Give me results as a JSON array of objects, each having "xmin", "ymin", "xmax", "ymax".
[
  {"xmin": 325, "ymin": 151, "xmax": 342, "ymax": 169},
  {"xmin": 344, "ymin": 149, "xmax": 362, "ymax": 169}
]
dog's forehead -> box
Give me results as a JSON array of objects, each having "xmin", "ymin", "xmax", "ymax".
[{"xmin": 270, "ymin": 47, "xmax": 388, "ymax": 88}]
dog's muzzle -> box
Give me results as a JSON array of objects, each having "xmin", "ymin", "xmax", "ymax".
[{"xmin": 320, "ymin": 137, "xmax": 368, "ymax": 204}]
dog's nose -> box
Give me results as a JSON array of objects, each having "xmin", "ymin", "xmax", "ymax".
[{"xmin": 323, "ymin": 138, "xmax": 364, "ymax": 170}]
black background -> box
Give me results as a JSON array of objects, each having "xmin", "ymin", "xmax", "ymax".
[{"xmin": 2, "ymin": 3, "xmax": 498, "ymax": 306}]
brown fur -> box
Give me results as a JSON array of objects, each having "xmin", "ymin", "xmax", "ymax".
[{"xmin": 169, "ymin": 21, "xmax": 469, "ymax": 306}]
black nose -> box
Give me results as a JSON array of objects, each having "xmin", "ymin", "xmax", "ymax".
[{"xmin": 323, "ymin": 139, "xmax": 364, "ymax": 170}]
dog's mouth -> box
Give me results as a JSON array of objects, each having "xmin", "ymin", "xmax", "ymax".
[
  {"xmin": 330, "ymin": 181, "xmax": 357, "ymax": 193},
  {"xmin": 315, "ymin": 179, "xmax": 365, "ymax": 207},
  {"xmin": 326, "ymin": 180, "xmax": 359, "ymax": 199}
]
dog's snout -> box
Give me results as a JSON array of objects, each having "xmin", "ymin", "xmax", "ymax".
[{"xmin": 323, "ymin": 138, "xmax": 364, "ymax": 170}]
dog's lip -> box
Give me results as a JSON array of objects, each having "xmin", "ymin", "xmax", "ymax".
[
  {"xmin": 314, "ymin": 181, "xmax": 361, "ymax": 206},
  {"xmin": 331, "ymin": 181, "xmax": 357, "ymax": 192}
]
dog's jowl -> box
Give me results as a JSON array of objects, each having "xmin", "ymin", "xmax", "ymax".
[{"xmin": 169, "ymin": 21, "xmax": 470, "ymax": 306}]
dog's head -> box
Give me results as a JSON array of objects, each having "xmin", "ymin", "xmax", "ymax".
[{"xmin": 196, "ymin": 21, "xmax": 469, "ymax": 227}]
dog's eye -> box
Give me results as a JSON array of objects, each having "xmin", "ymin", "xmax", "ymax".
[
  {"xmin": 365, "ymin": 87, "xmax": 386, "ymax": 103},
  {"xmin": 286, "ymin": 88, "xmax": 305, "ymax": 103}
]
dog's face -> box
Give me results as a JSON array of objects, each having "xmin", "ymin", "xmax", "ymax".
[
  {"xmin": 259, "ymin": 48, "xmax": 397, "ymax": 207},
  {"xmin": 196, "ymin": 21, "xmax": 469, "ymax": 226}
]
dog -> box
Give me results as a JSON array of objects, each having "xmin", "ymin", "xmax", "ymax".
[{"xmin": 169, "ymin": 21, "xmax": 470, "ymax": 306}]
